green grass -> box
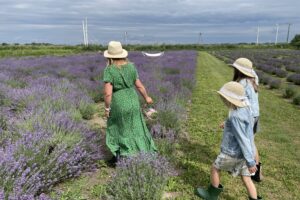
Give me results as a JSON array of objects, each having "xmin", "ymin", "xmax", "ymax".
[
  {"xmin": 167, "ymin": 52, "xmax": 300, "ymax": 199},
  {"xmin": 0, "ymin": 45, "xmax": 88, "ymax": 58}
]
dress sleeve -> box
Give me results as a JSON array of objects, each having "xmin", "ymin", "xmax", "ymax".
[
  {"xmin": 103, "ymin": 67, "xmax": 113, "ymax": 83},
  {"xmin": 133, "ymin": 64, "xmax": 139, "ymax": 80}
]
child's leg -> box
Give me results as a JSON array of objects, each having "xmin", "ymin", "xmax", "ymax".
[
  {"xmin": 211, "ymin": 164, "xmax": 221, "ymax": 187},
  {"xmin": 241, "ymin": 175, "xmax": 257, "ymax": 199}
]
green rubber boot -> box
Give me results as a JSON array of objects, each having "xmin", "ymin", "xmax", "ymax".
[{"xmin": 196, "ymin": 184, "xmax": 223, "ymax": 200}]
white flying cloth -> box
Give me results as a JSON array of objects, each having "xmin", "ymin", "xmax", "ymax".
[{"xmin": 142, "ymin": 51, "xmax": 164, "ymax": 57}]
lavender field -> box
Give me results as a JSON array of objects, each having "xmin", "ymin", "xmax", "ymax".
[
  {"xmin": 0, "ymin": 51, "xmax": 197, "ymax": 199},
  {"xmin": 212, "ymin": 49, "xmax": 300, "ymax": 105}
]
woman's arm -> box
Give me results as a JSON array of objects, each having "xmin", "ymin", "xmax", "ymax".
[
  {"xmin": 135, "ymin": 79, "xmax": 153, "ymax": 104},
  {"xmin": 104, "ymin": 82, "xmax": 113, "ymax": 117}
]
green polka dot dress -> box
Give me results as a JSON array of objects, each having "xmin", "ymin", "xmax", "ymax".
[{"xmin": 103, "ymin": 63, "xmax": 157, "ymax": 156}]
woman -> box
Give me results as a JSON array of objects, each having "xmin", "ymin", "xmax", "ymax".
[{"xmin": 102, "ymin": 41, "xmax": 157, "ymax": 160}]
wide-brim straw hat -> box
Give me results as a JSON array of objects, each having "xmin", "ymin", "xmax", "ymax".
[
  {"xmin": 104, "ymin": 41, "xmax": 128, "ymax": 58},
  {"xmin": 217, "ymin": 81, "xmax": 248, "ymax": 107},
  {"xmin": 230, "ymin": 58, "xmax": 255, "ymax": 78}
]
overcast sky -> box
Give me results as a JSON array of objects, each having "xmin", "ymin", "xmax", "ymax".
[{"xmin": 0, "ymin": 0, "xmax": 299, "ymax": 44}]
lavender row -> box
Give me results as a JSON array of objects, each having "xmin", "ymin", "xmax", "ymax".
[
  {"xmin": 0, "ymin": 51, "xmax": 197, "ymax": 199},
  {"xmin": 129, "ymin": 51, "xmax": 197, "ymax": 139},
  {"xmin": 212, "ymin": 49, "xmax": 300, "ymax": 79},
  {"xmin": 0, "ymin": 54, "xmax": 106, "ymax": 199}
]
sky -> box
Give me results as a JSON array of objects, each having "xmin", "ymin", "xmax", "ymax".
[{"xmin": 0, "ymin": 0, "xmax": 299, "ymax": 45}]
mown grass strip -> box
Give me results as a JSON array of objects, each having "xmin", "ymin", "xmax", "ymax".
[{"xmin": 172, "ymin": 52, "xmax": 299, "ymax": 200}]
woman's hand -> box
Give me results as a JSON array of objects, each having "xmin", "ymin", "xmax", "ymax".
[{"xmin": 145, "ymin": 96, "xmax": 153, "ymax": 104}]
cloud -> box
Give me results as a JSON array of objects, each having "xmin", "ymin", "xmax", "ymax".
[{"xmin": 0, "ymin": 0, "xmax": 299, "ymax": 44}]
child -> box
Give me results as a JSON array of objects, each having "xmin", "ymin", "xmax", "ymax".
[
  {"xmin": 231, "ymin": 58, "xmax": 262, "ymax": 182},
  {"xmin": 196, "ymin": 81, "xmax": 262, "ymax": 200}
]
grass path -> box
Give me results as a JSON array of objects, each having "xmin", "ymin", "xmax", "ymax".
[{"xmin": 172, "ymin": 52, "xmax": 299, "ymax": 199}]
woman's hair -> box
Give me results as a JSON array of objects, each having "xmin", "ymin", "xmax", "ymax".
[
  {"xmin": 232, "ymin": 68, "xmax": 258, "ymax": 93},
  {"xmin": 106, "ymin": 58, "xmax": 128, "ymax": 66},
  {"xmin": 220, "ymin": 95, "xmax": 237, "ymax": 110}
]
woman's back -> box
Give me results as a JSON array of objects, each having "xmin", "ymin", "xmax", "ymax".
[{"xmin": 103, "ymin": 63, "xmax": 138, "ymax": 92}]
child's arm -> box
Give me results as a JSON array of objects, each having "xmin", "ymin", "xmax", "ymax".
[{"xmin": 231, "ymin": 116, "xmax": 256, "ymax": 168}]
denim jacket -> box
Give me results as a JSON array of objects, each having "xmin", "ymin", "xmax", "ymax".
[
  {"xmin": 239, "ymin": 79, "xmax": 259, "ymax": 117},
  {"xmin": 221, "ymin": 106, "xmax": 256, "ymax": 167}
]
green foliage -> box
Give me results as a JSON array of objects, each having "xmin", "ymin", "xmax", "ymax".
[
  {"xmin": 106, "ymin": 154, "xmax": 173, "ymax": 200},
  {"xmin": 79, "ymin": 102, "xmax": 96, "ymax": 120},
  {"xmin": 157, "ymin": 110, "xmax": 180, "ymax": 131},
  {"xmin": 283, "ymin": 86, "xmax": 297, "ymax": 98},
  {"xmin": 290, "ymin": 34, "xmax": 300, "ymax": 48},
  {"xmin": 0, "ymin": 43, "xmax": 294, "ymax": 59},
  {"xmin": 292, "ymin": 94, "xmax": 300, "ymax": 105},
  {"xmin": 0, "ymin": 115, "xmax": 7, "ymax": 130},
  {"xmin": 5, "ymin": 79, "xmax": 27, "ymax": 88},
  {"xmin": 58, "ymin": 189, "xmax": 85, "ymax": 200},
  {"xmin": 268, "ymin": 79, "xmax": 281, "ymax": 89},
  {"xmin": 162, "ymin": 67, "xmax": 180, "ymax": 75}
]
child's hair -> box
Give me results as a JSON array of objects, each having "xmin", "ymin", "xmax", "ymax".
[
  {"xmin": 106, "ymin": 58, "xmax": 129, "ymax": 66},
  {"xmin": 232, "ymin": 68, "xmax": 258, "ymax": 93},
  {"xmin": 219, "ymin": 95, "xmax": 237, "ymax": 110}
]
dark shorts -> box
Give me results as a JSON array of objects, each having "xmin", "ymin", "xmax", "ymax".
[{"xmin": 253, "ymin": 116, "xmax": 260, "ymax": 134}]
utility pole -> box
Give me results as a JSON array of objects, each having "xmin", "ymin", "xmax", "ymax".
[
  {"xmin": 286, "ymin": 23, "xmax": 291, "ymax": 43},
  {"xmin": 124, "ymin": 31, "xmax": 128, "ymax": 45},
  {"xmin": 198, "ymin": 32, "xmax": 202, "ymax": 45},
  {"xmin": 82, "ymin": 20, "xmax": 86, "ymax": 46},
  {"xmin": 275, "ymin": 24, "xmax": 279, "ymax": 45},
  {"xmin": 256, "ymin": 26, "xmax": 260, "ymax": 45},
  {"xmin": 82, "ymin": 18, "xmax": 89, "ymax": 46},
  {"xmin": 85, "ymin": 17, "xmax": 89, "ymax": 46}
]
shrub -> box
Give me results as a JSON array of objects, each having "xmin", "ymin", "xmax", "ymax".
[
  {"xmin": 286, "ymin": 65, "xmax": 300, "ymax": 73},
  {"xmin": 290, "ymin": 34, "xmax": 300, "ymax": 49},
  {"xmin": 287, "ymin": 74, "xmax": 300, "ymax": 85},
  {"xmin": 106, "ymin": 153, "xmax": 175, "ymax": 200},
  {"xmin": 260, "ymin": 74, "xmax": 272, "ymax": 85},
  {"xmin": 275, "ymin": 68, "xmax": 288, "ymax": 78},
  {"xmin": 269, "ymin": 78, "xmax": 281, "ymax": 89},
  {"xmin": 5, "ymin": 79, "xmax": 27, "ymax": 88},
  {"xmin": 162, "ymin": 67, "xmax": 180, "ymax": 75},
  {"xmin": 79, "ymin": 102, "xmax": 95, "ymax": 120},
  {"xmin": 0, "ymin": 115, "xmax": 7, "ymax": 130},
  {"xmin": 292, "ymin": 94, "xmax": 300, "ymax": 105},
  {"xmin": 283, "ymin": 86, "xmax": 297, "ymax": 98},
  {"xmin": 261, "ymin": 65, "xmax": 276, "ymax": 75}
]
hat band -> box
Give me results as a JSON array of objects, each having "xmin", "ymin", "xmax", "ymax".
[
  {"xmin": 233, "ymin": 63, "xmax": 254, "ymax": 73},
  {"xmin": 219, "ymin": 87, "xmax": 247, "ymax": 100}
]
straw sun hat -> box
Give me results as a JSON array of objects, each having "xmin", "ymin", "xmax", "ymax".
[
  {"xmin": 230, "ymin": 58, "xmax": 255, "ymax": 78},
  {"xmin": 217, "ymin": 81, "xmax": 248, "ymax": 107},
  {"xmin": 104, "ymin": 41, "xmax": 128, "ymax": 58}
]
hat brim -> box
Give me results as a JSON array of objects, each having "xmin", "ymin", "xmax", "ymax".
[
  {"xmin": 217, "ymin": 91, "xmax": 247, "ymax": 108},
  {"xmin": 229, "ymin": 64, "xmax": 255, "ymax": 78},
  {"xmin": 103, "ymin": 49, "xmax": 128, "ymax": 58}
]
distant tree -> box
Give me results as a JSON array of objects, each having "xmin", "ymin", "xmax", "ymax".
[{"xmin": 290, "ymin": 34, "xmax": 300, "ymax": 48}]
